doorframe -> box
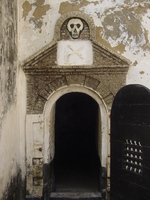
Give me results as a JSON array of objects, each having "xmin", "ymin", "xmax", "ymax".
[{"xmin": 43, "ymin": 85, "xmax": 109, "ymax": 195}]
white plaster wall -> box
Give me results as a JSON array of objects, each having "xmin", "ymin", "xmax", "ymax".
[
  {"xmin": 19, "ymin": 0, "xmax": 64, "ymax": 61},
  {"xmin": 0, "ymin": 108, "xmax": 20, "ymax": 198},
  {"xmin": 0, "ymin": 0, "xmax": 21, "ymax": 198},
  {"xmin": 17, "ymin": 68, "xmax": 27, "ymax": 180},
  {"xmin": 19, "ymin": 0, "xmax": 150, "ymax": 89},
  {"xmin": 0, "ymin": 64, "xmax": 24, "ymax": 200},
  {"xmin": 80, "ymin": 1, "xmax": 150, "ymax": 88}
]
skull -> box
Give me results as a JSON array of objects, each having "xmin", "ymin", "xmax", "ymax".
[{"xmin": 67, "ymin": 18, "xmax": 84, "ymax": 39}]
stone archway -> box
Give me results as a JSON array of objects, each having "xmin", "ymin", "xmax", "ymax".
[
  {"xmin": 43, "ymin": 85, "xmax": 109, "ymax": 197},
  {"xmin": 44, "ymin": 85, "xmax": 108, "ymax": 166},
  {"xmin": 23, "ymin": 11, "xmax": 130, "ymax": 199}
]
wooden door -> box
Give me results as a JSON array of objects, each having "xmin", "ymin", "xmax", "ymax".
[{"xmin": 110, "ymin": 85, "xmax": 150, "ymax": 200}]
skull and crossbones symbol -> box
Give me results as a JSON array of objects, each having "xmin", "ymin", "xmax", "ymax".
[{"xmin": 67, "ymin": 18, "xmax": 84, "ymax": 39}]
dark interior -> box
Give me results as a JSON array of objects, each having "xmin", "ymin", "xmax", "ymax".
[{"xmin": 54, "ymin": 92, "xmax": 100, "ymax": 192}]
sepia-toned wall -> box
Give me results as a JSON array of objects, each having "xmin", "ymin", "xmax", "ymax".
[
  {"xmin": 0, "ymin": 0, "xmax": 21, "ymax": 199},
  {"xmin": 0, "ymin": 0, "xmax": 150, "ymax": 199},
  {"xmin": 19, "ymin": 0, "xmax": 150, "ymax": 88}
]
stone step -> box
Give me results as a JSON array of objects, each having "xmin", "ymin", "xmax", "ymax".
[{"xmin": 49, "ymin": 192, "xmax": 102, "ymax": 200}]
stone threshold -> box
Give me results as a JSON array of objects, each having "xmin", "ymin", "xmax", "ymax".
[{"xmin": 50, "ymin": 192, "xmax": 102, "ymax": 199}]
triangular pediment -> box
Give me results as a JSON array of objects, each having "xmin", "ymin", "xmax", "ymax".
[
  {"xmin": 93, "ymin": 42, "xmax": 130, "ymax": 66},
  {"xmin": 22, "ymin": 41, "xmax": 57, "ymax": 70},
  {"xmin": 22, "ymin": 40, "xmax": 130, "ymax": 72}
]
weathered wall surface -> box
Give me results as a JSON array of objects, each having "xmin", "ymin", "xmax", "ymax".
[
  {"xmin": 0, "ymin": 0, "xmax": 22, "ymax": 199},
  {"xmin": 19, "ymin": 0, "xmax": 150, "ymax": 88},
  {"xmin": 0, "ymin": 0, "xmax": 149, "ymax": 199},
  {"xmin": 19, "ymin": 1, "xmax": 150, "ymax": 196}
]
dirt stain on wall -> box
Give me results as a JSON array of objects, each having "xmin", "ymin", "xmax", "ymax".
[
  {"xmin": 32, "ymin": 0, "xmax": 50, "ymax": 21},
  {"xmin": 22, "ymin": 0, "xmax": 50, "ymax": 31},
  {"xmin": 102, "ymin": 10, "xmax": 143, "ymax": 46},
  {"xmin": 101, "ymin": 4, "xmax": 150, "ymax": 54},
  {"xmin": 59, "ymin": 1, "xmax": 89, "ymax": 14},
  {"xmin": 22, "ymin": 0, "xmax": 150, "ymax": 54},
  {"xmin": 96, "ymin": 27, "xmax": 112, "ymax": 49},
  {"xmin": 22, "ymin": 1, "xmax": 32, "ymax": 20}
]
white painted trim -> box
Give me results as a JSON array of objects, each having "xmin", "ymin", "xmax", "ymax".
[{"xmin": 43, "ymin": 85, "xmax": 109, "ymax": 168}]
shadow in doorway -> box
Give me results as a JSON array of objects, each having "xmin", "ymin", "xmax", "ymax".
[{"xmin": 54, "ymin": 92, "xmax": 100, "ymax": 193}]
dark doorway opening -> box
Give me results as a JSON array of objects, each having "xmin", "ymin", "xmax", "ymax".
[{"xmin": 54, "ymin": 92, "xmax": 100, "ymax": 192}]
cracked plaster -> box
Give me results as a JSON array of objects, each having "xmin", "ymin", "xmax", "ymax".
[{"xmin": 19, "ymin": 0, "xmax": 150, "ymax": 88}]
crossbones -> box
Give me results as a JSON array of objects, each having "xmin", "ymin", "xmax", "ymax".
[{"xmin": 67, "ymin": 45, "xmax": 84, "ymax": 59}]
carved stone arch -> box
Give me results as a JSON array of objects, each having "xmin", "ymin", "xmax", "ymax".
[
  {"xmin": 96, "ymin": 82, "xmax": 114, "ymax": 111},
  {"xmin": 54, "ymin": 11, "xmax": 96, "ymax": 41},
  {"xmin": 65, "ymin": 75, "xmax": 114, "ymax": 110},
  {"xmin": 66, "ymin": 74, "xmax": 100, "ymax": 88},
  {"xmin": 31, "ymin": 76, "xmax": 68, "ymax": 114},
  {"xmin": 66, "ymin": 74, "xmax": 86, "ymax": 85},
  {"xmin": 28, "ymin": 74, "xmax": 114, "ymax": 115},
  {"xmin": 43, "ymin": 84, "xmax": 109, "ymax": 168}
]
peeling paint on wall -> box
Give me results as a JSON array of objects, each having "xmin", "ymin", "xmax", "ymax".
[
  {"xmin": 22, "ymin": 0, "xmax": 50, "ymax": 32},
  {"xmin": 2, "ymin": 0, "xmax": 150, "ymax": 198},
  {"xmin": 22, "ymin": 1, "xmax": 32, "ymax": 20},
  {"xmin": 80, "ymin": 1, "xmax": 150, "ymax": 53},
  {"xmin": 19, "ymin": 0, "xmax": 150, "ymax": 88},
  {"xmin": 79, "ymin": 1, "xmax": 150, "ymax": 87},
  {"xmin": 59, "ymin": 1, "xmax": 89, "ymax": 14},
  {"xmin": 101, "ymin": 10, "xmax": 146, "ymax": 51}
]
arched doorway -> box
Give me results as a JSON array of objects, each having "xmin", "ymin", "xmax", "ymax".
[
  {"xmin": 110, "ymin": 84, "xmax": 150, "ymax": 200},
  {"xmin": 54, "ymin": 92, "xmax": 100, "ymax": 192},
  {"xmin": 43, "ymin": 85, "xmax": 109, "ymax": 198}
]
